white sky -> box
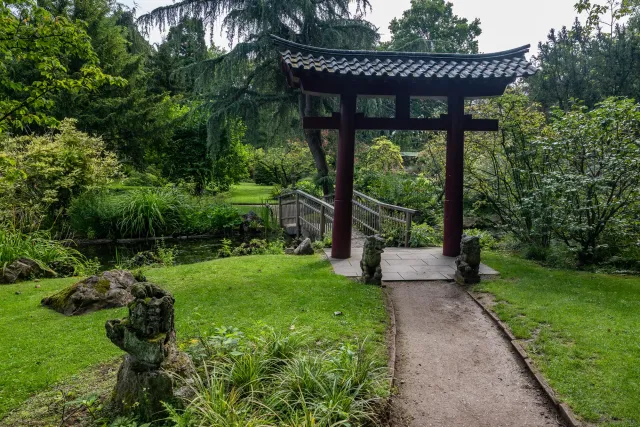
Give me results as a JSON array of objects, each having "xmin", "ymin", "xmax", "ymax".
[{"xmin": 125, "ymin": 0, "xmax": 584, "ymax": 56}]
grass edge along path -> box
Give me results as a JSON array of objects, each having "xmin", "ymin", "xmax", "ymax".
[
  {"xmin": 477, "ymin": 253, "xmax": 640, "ymax": 427},
  {"xmin": 0, "ymin": 255, "xmax": 387, "ymax": 418}
]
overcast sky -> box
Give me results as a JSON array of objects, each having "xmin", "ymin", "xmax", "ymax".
[{"xmin": 125, "ymin": 0, "xmax": 584, "ymax": 56}]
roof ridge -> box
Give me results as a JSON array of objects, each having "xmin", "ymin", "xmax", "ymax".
[{"xmin": 270, "ymin": 35, "xmax": 530, "ymax": 60}]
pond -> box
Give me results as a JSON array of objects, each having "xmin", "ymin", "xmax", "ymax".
[{"xmin": 77, "ymin": 235, "xmax": 251, "ymax": 270}]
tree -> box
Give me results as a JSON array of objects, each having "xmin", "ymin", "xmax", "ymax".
[
  {"xmin": 544, "ymin": 97, "xmax": 640, "ymax": 265},
  {"xmin": 384, "ymin": 0, "xmax": 481, "ymax": 53},
  {"xmin": 529, "ymin": 0, "xmax": 640, "ymax": 109},
  {"xmin": 0, "ymin": 0, "xmax": 122, "ymax": 132},
  {"xmin": 360, "ymin": 137, "xmax": 404, "ymax": 173},
  {"xmin": 139, "ymin": 0, "xmax": 379, "ymax": 195}
]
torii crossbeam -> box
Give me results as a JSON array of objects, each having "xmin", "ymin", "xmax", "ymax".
[{"xmin": 273, "ymin": 36, "xmax": 537, "ymax": 259}]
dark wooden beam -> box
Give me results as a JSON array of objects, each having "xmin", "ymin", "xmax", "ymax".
[
  {"xmin": 395, "ymin": 93, "xmax": 410, "ymax": 119},
  {"xmin": 303, "ymin": 113, "xmax": 498, "ymax": 132}
]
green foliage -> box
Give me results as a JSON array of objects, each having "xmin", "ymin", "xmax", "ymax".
[
  {"xmin": 211, "ymin": 120, "xmax": 251, "ymax": 191},
  {"xmin": 170, "ymin": 330, "xmax": 387, "ymax": 426},
  {"xmin": 0, "ymin": 0, "xmax": 123, "ymax": 132},
  {"xmin": 356, "ymin": 171, "xmax": 440, "ymax": 225},
  {"xmin": 543, "ymin": 97, "xmax": 640, "ymax": 265},
  {"xmin": 0, "ymin": 119, "xmax": 119, "ymax": 225},
  {"xmin": 409, "ymin": 223, "xmax": 442, "ymax": 248},
  {"xmin": 0, "ymin": 226, "xmax": 96, "ymax": 276},
  {"xmin": 359, "ymin": 137, "xmax": 404, "ymax": 173},
  {"xmin": 230, "ymin": 239, "xmax": 285, "ymax": 257},
  {"xmin": 529, "ymin": 1, "xmax": 640, "ymax": 109},
  {"xmin": 293, "ymin": 177, "xmax": 323, "ymax": 198},
  {"xmin": 462, "ymin": 228, "xmax": 498, "ymax": 250},
  {"xmin": 68, "ymin": 188, "xmax": 241, "ymax": 238},
  {"xmin": 253, "ymin": 141, "xmax": 315, "ymax": 187},
  {"xmin": 384, "ymin": 0, "xmax": 482, "ymax": 53}
]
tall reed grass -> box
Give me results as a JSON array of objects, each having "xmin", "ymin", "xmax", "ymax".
[
  {"xmin": 0, "ymin": 227, "xmax": 96, "ymax": 275},
  {"xmin": 68, "ymin": 188, "xmax": 242, "ymax": 239}
]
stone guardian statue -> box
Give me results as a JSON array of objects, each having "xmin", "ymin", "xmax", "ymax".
[
  {"xmin": 455, "ymin": 235, "xmax": 481, "ymax": 285},
  {"xmin": 105, "ymin": 282, "xmax": 192, "ymax": 420},
  {"xmin": 361, "ymin": 235, "xmax": 386, "ymax": 286}
]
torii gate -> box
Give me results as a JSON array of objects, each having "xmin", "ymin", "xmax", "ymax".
[{"xmin": 273, "ymin": 36, "xmax": 537, "ymax": 259}]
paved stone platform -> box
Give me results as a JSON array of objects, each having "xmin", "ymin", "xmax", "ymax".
[{"xmin": 323, "ymin": 247, "xmax": 499, "ymax": 281}]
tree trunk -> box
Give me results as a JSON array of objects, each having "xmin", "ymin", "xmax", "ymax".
[{"xmin": 299, "ymin": 94, "xmax": 331, "ymax": 195}]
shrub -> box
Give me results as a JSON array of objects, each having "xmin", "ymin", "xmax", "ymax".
[
  {"xmin": 231, "ymin": 239, "xmax": 285, "ymax": 257},
  {"xmin": 462, "ymin": 228, "xmax": 498, "ymax": 250},
  {"xmin": 409, "ymin": 223, "xmax": 443, "ymax": 248},
  {"xmin": 0, "ymin": 119, "xmax": 119, "ymax": 225},
  {"xmin": 170, "ymin": 328, "xmax": 387, "ymax": 426}
]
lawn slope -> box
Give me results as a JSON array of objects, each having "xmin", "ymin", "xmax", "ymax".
[
  {"xmin": 0, "ymin": 255, "xmax": 386, "ymax": 418},
  {"xmin": 479, "ymin": 253, "xmax": 640, "ymax": 426}
]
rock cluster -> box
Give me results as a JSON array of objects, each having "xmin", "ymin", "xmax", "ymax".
[
  {"xmin": 105, "ymin": 282, "xmax": 192, "ymax": 420},
  {"xmin": 293, "ymin": 238, "xmax": 314, "ymax": 255},
  {"xmin": 360, "ymin": 235, "xmax": 385, "ymax": 286},
  {"xmin": 41, "ymin": 270, "xmax": 138, "ymax": 316},
  {"xmin": 455, "ymin": 235, "xmax": 481, "ymax": 285},
  {"xmin": 1, "ymin": 258, "xmax": 56, "ymax": 284}
]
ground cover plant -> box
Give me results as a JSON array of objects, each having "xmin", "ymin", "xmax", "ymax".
[
  {"xmin": 0, "ymin": 255, "xmax": 387, "ymax": 419},
  {"xmin": 165, "ymin": 329, "xmax": 388, "ymax": 426},
  {"xmin": 224, "ymin": 182, "xmax": 275, "ymax": 204},
  {"xmin": 476, "ymin": 253, "xmax": 640, "ymax": 426}
]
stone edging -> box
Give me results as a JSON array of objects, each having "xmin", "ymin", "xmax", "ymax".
[{"xmin": 466, "ymin": 290, "xmax": 582, "ymax": 427}]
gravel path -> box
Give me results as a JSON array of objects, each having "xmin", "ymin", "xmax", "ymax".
[{"xmin": 388, "ymin": 281, "xmax": 564, "ymax": 427}]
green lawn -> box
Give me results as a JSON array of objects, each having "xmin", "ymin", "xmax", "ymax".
[
  {"xmin": 226, "ymin": 182, "xmax": 274, "ymax": 204},
  {"xmin": 478, "ymin": 253, "xmax": 640, "ymax": 426},
  {"xmin": 0, "ymin": 255, "xmax": 386, "ymax": 418}
]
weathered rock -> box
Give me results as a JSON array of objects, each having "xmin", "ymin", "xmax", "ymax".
[
  {"xmin": 106, "ymin": 282, "xmax": 193, "ymax": 421},
  {"xmin": 293, "ymin": 238, "xmax": 314, "ymax": 255},
  {"xmin": 240, "ymin": 210, "xmax": 264, "ymax": 234},
  {"xmin": 455, "ymin": 235, "xmax": 481, "ymax": 285},
  {"xmin": 0, "ymin": 258, "xmax": 56, "ymax": 284},
  {"xmin": 41, "ymin": 270, "xmax": 137, "ymax": 316},
  {"xmin": 361, "ymin": 235, "xmax": 385, "ymax": 286}
]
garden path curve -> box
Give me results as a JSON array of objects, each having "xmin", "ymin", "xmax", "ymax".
[{"xmin": 388, "ymin": 281, "xmax": 564, "ymax": 427}]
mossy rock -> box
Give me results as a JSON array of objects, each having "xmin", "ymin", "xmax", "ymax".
[{"xmin": 41, "ymin": 270, "xmax": 138, "ymax": 316}]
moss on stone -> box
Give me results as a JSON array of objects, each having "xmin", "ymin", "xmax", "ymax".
[
  {"xmin": 95, "ymin": 278, "xmax": 111, "ymax": 295},
  {"xmin": 44, "ymin": 283, "xmax": 80, "ymax": 310}
]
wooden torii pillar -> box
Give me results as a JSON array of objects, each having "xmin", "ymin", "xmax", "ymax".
[{"xmin": 272, "ymin": 35, "xmax": 537, "ymax": 260}]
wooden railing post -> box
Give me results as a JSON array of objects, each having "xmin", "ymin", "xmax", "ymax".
[
  {"xmin": 404, "ymin": 211, "xmax": 413, "ymax": 247},
  {"xmin": 295, "ymin": 192, "xmax": 301, "ymax": 237},
  {"xmin": 278, "ymin": 196, "xmax": 283, "ymax": 227},
  {"xmin": 378, "ymin": 204, "xmax": 383, "ymax": 235},
  {"xmin": 319, "ymin": 205, "xmax": 326, "ymax": 239}
]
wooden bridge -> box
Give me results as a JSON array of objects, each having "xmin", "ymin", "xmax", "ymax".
[{"xmin": 277, "ymin": 189, "xmax": 417, "ymax": 247}]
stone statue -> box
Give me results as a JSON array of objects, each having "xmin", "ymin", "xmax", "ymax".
[
  {"xmin": 360, "ymin": 235, "xmax": 385, "ymax": 286},
  {"xmin": 455, "ymin": 235, "xmax": 481, "ymax": 285},
  {"xmin": 105, "ymin": 282, "xmax": 192, "ymax": 420}
]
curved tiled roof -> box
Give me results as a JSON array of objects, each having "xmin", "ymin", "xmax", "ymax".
[{"xmin": 272, "ymin": 35, "xmax": 537, "ymax": 81}]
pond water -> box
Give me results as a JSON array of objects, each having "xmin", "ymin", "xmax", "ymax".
[{"xmin": 77, "ymin": 235, "xmax": 250, "ymax": 270}]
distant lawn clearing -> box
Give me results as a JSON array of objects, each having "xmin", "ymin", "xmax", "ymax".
[
  {"xmin": 226, "ymin": 182, "xmax": 274, "ymax": 204},
  {"xmin": 477, "ymin": 253, "xmax": 640, "ymax": 426},
  {"xmin": 0, "ymin": 255, "xmax": 386, "ymax": 418}
]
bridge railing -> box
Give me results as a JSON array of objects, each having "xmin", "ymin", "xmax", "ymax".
[{"xmin": 278, "ymin": 189, "xmax": 416, "ymax": 247}]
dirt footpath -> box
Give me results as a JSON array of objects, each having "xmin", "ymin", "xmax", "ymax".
[{"xmin": 388, "ymin": 281, "xmax": 564, "ymax": 427}]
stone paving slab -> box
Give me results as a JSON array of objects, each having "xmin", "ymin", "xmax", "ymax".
[{"xmin": 323, "ymin": 247, "xmax": 499, "ymax": 281}]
